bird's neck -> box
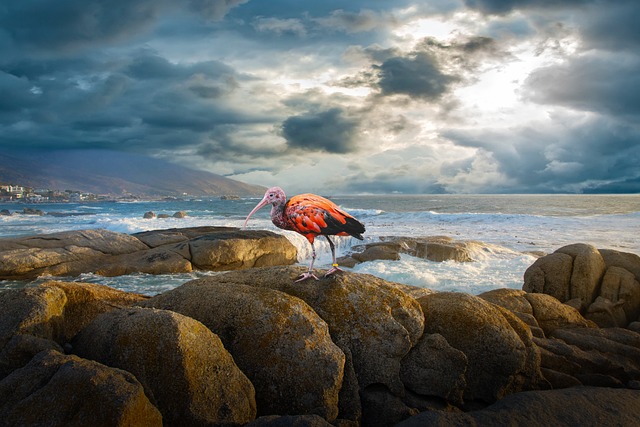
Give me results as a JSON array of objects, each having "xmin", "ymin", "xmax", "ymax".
[{"xmin": 270, "ymin": 202, "xmax": 288, "ymax": 229}]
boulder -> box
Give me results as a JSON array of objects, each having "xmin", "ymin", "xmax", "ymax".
[
  {"xmin": 400, "ymin": 333, "xmax": 467, "ymax": 405},
  {"xmin": 0, "ymin": 334, "xmax": 64, "ymax": 380},
  {"xmin": 417, "ymin": 292, "xmax": 545, "ymax": 403},
  {"xmin": 479, "ymin": 288, "xmax": 542, "ymax": 334},
  {"xmin": 245, "ymin": 415, "xmax": 334, "ymax": 427},
  {"xmin": 188, "ymin": 229, "xmax": 297, "ymax": 271},
  {"xmin": 143, "ymin": 211, "xmax": 156, "ymax": 219},
  {"xmin": 508, "ymin": 245, "xmax": 640, "ymax": 328},
  {"xmin": 557, "ymin": 244, "xmax": 606, "ymax": 307},
  {"xmin": 216, "ymin": 269, "xmax": 425, "ymax": 426},
  {"xmin": 173, "ymin": 211, "xmax": 188, "ymax": 218},
  {"xmin": 211, "ymin": 267, "xmax": 425, "ymax": 399},
  {"xmin": 157, "ymin": 213, "xmax": 170, "ymax": 218},
  {"xmin": 0, "ymin": 229, "xmax": 149, "ymax": 279},
  {"xmin": 73, "ymin": 307, "xmax": 256, "ymax": 426},
  {"xmin": 0, "ymin": 350, "xmax": 162, "ymax": 426},
  {"xmin": 396, "ymin": 387, "xmax": 640, "ymax": 427},
  {"xmin": 534, "ymin": 327, "xmax": 640, "ymax": 388},
  {"xmin": 585, "ymin": 296, "xmax": 627, "ymax": 328},
  {"xmin": 599, "ymin": 266, "xmax": 640, "ymax": 325},
  {"xmin": 523, "ymin": 252, "xmax": 573, "ymax": 301},
  {"xmin": 0, "ymin": 282, "xmax": 148, "ymax": 378},
  {"xmin": 346, "ymin": 236, "xmax": 482, "ymax": 265},
  {"xmin": 140, "ymin": 280, "xmax": 345, "ymax": 421},
  {"xmin": 351, "ymin": 243, "xmax": 401, "ymax": 262},
  {"xmin": 600, "ymin": 249, "xmax": 640, "ymax": 281},
  {"xmin": 0, "ymin": 227, "xmax": 298, "ymax": 280},
  {"xmin": 40, "ymin": 281, "xmax": 148, "ymax": 342},
  {"xmin": 522, "ymin": 293, "xmax": 596, "ymax": 335},
  {"xmin": 0, "ymin": 286, "xmax": 67, "ymax": 350},
  {"xmin": 0, "ymin": 282, "xmax": 147, "ymax": 348}
]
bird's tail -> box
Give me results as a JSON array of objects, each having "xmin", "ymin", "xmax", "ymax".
[{"xmin": 344, "ymin": 216, "xmax": 365, "ymax": 240}]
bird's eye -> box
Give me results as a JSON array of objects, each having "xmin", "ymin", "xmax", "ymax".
[{"xmin": 269, "ymin": 193, "xmax": 275, "ymax": 197}]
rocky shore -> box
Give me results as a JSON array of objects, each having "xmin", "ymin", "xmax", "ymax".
[{"xmin": 1, "ymin": 229, "xmax": 640, "ymax": 426}]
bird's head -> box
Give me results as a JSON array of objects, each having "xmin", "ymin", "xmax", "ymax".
[{"xmin": 243, "ymin": 186, "xmax": 286, "ymax": 229}]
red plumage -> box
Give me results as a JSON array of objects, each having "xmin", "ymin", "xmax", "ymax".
[{"xmin": 284, "ymin": 193, "xmax": 365, "ymax": 243}]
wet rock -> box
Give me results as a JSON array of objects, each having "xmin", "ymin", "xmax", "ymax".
[
  {"xmin": 73, "ymin": 307, "xmax": 256, "ymax": 426},
  {"xmin": 523, "ymin": 293, "xmax": 596, "ymax": 335},
  {"xmin": 0, "ymin": 227, "xmax": 298, "ymax": 280},
  {"xmin": 400, "ymin": 333, "xmax": 467, "ymax": 405},
  {"xmin": 200, "ymin": 266, "xmax": 425, "ymax": 425},
  {"xmin": 523, "ymin": 244, "xmax": 640, "ymax": 328},
  {"xmin": 245, "ymin": 415, "xmax": 334, "ymax": 427},
  {"xmin": 0, "ymin": 282, "xmax": 147, "ymax": 378},
  {"xmin": 143, "ymin": 211, "xmax": 156, "ymax": 219},
  {"xmin": 173, "ymin": 210, "xmax": 188, "ymax": 218},
  {"xmin": 396, "ymin": 387, "xmax": 640, "ymax": 427},
  {"xmin": 0, "ymin": 350, "xmax": 162, "ymax": 426},
  {"xmin": 140, "ymin": 280, "xmax": 345, "ymax": 421},
  {"xmin": 417, "ymin": 292, "xmax": 545, "ymax": 403}
]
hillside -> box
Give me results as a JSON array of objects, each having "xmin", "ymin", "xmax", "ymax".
[{"xmin": 0, "ymin": 149, "xmax": 265, "ymax": 197}]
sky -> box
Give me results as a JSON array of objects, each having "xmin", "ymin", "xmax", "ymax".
[{"xmin": 1, "ymin": 0, "xmax": 639, "ymax": 195}]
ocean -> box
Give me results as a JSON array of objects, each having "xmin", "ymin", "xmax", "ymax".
[{"xmin": 1, "ymin": 194, "xmax": 639, "ymax": 296}]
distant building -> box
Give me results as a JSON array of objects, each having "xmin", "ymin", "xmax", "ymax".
[{"xmin": 0, "ymin": 185, "xmax": 25, "ymax": 200}]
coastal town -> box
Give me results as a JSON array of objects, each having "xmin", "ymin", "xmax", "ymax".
[{"xmin": 0, "ymin": 184, "xmax": 107, "ymax": 203}]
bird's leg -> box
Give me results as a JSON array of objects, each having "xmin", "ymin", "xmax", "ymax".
[
  {"xmin": 296, "ymin": 240, "xmax": 319, "ymax": 282},
  {"xmin": 324, "ymin": 236, "xmax": 344, "ymax": 277}
]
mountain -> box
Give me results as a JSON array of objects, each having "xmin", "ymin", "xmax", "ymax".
[{"xmin": 0, "ymin": 149, "xmax": 266, "ymax": 197}]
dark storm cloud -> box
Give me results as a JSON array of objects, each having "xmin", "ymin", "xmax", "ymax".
[
  {"xmin": 462, "ymin": 0, "xmax": 591, "ymax": 15},
  {"xmin": 0, "ymin": 0, "xmax": 247, "ymax": 53},
  {"xmin": 281, "ymin": 108, "xmax": 360, "ymax": 153},
  {"xmin": 444, "ymin": 117, "xmax": 640, "ymax": 193},
  {"xmin": 524, "ymin": 55, "xmax": 640, "ymax": 116},
  {"xmin": 578, "ymin": 1, "xmax": 640, "ymax": 52},
  {"xmin": 375, "ymin": 52, "xmax": 460, "ymax": 100}
]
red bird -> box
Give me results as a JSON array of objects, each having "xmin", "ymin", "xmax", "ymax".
[{"xmin": 244, "ymin": 187, "xmax": 365, "ymax": 281}]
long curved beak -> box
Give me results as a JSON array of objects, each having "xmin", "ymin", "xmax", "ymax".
[{"xmin": 243, "ymin": 197, "xmax": 270, "ymax": 229}]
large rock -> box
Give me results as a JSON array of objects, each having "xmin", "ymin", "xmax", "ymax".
[
  {"xmin": 210, "ymin": 267, "xmax": 427, "ymax": 426},
  {"xmin": 211, "ymin": 267, "xmax": 425, "ymax": 397},
  {"xmin": 0, "ymin": 350, "xmax": 162, "ymax": 426},
  {"xmin": 346, "ymin": 236, "xmax": 480, "ymax": 265},
  {"xmin": 417, "ymin": 292, "xmax": 545, "ymax": 403},
  {"xmin": 0, "ymin": 282, "xmax": 147, "ymax": 348},
  {"xmin": 523, "ymin": 252, "xmax": 573, "ymax": 302},
  {"xmin": 140, "ymin": 280, "xmax": 345, "ymax": 421},
  {"xmin": 187, "ymin": 229, "xmax": 297, "ymax": 270},
  {"xmin": 0, "ymin": 282, "xmax": 147, "ymax": 379},
  {"xmin": 0, "ymin": 227, "xmax": 298, "ymax": 280},
  {"xmin": 524, "ymin": 244, "xmax": 640, "ymax": 328},
  {"xmin": 0, "ymin": 286, "xmax": 67, "ymax": 350},
  {"xmin": 533, "ymin": 326, "xmax": 640, "ymax": 389},
  {"xmin": 73, "ymin": 307, "xmax": 256, "ymax": 426},
  {"xmin": 396, "ymin": 387, "xmax": 640, "ymax": 427},
  {"xmin": 400, "ymin": 333, "xmax": 467, "ymax": 405},
  {"xmin": 557, "ymin": 244, "xmax": 607, "ymax": 307},
  {"xmin": 522, "ymin": 293, "xmax": 596, "ymax": 335},
  {"xmin": 598, "ymin": 266, "xmax": 640, "ymax": 325}
]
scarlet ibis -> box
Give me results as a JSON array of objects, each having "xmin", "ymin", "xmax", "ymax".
[{"xmin": 244, "ymin": 187, "xmax": 365, "ymax": 281}]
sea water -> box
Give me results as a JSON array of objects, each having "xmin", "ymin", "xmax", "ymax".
[{"xmin": 1, "ymin": 194, "xmax": 638, "ymax": 295}]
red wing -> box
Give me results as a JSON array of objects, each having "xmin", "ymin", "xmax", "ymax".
[{"xmin": 285, "ymin": 194, "xmax": 364, "ymax": 239}]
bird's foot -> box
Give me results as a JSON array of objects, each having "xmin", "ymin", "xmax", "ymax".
[
  {"xmin": 324, "ymin": 264, "xmax": 344, "ymax": 278},
  {"xmin": 295, "ymin": 272, "xmax": 320, "ymax": 282}
]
